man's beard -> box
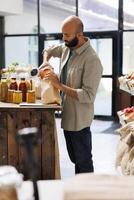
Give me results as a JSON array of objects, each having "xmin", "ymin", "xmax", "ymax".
[{"xmin": 65, "ymin": 36, "xmax": 79, "ymax": 47}]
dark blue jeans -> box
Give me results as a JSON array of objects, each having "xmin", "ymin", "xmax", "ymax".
[{"xmin": 64, "ymin": 127, "xmax": 94, "ymax": 174}]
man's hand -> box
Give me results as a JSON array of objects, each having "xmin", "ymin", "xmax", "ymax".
[
  {"xmin": 44, "ymin": 70, "xmax": 61, "ymax": 90},
  {"xmin": 40, "ymin": 67, "xmax": 78, "ymax": 100},
  {"xmin": 39, "ymin": 62, "xmax": 51, "ymax": 70},
  {"xmin": 38, "ymin": 64, "xmax": 54, "ymax": 79}
]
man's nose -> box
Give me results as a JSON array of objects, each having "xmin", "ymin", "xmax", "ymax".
[
  {"xmin": 62, "ymin": 34, "xmax": 68, "ymax": 41},
  {"xmin": 62, "ymin": 35, "xmax": 66, "ymax": 41}
]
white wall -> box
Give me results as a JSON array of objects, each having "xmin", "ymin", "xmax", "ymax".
[
  {"xmin": 0, "ymin": 0, "xmax": 23, "ymax": 16},
  {"xmin": 5, "ymin": 1, "xmax": 72, "ymax": 34}
]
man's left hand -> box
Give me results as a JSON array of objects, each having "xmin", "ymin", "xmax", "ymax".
[{"xmin": 44, "ymin": 71, "xmax": 61, "ymax": 90}]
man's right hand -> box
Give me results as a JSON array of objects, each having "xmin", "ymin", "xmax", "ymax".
[
  {"xmin": 38, "ymin": 64, "xmax": 54, "ymax": 79},
  {"xmin": 39, "ymin": 62, "xmax": 51, "ymax": 70}
]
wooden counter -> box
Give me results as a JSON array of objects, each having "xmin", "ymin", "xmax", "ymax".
[{"xmin": 0, "ymin": 101, "xmax": 61, "ymax": 180}]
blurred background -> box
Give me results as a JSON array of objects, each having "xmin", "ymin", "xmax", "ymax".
[{"xmin": 0, "ymin": 0, "xmax": 134, "ymax": 117}]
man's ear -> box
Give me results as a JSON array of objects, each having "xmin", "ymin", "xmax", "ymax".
[{"xmin": 77, "ymin": 32, "xmax": 83, "ymax": 37}]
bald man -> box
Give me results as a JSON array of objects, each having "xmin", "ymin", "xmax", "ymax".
[{"xmin": 40, "ymin": 16, "xmax": 103, "ymax": 174}]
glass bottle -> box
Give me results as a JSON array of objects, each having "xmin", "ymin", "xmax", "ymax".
[
  {"xmin": 0, "ymin": 79, "xmax": 8, "ymax": 102},
  {"xmin": 25, "ymin": 80, "xmax": 31, "ymax": 90},
  {"xmin": 9, "ymin": 78, "xmax": 18, "ymax": 90},
  {"xmin": 19, "ymin": 78, "xmax": 27, "ymax": 102},
  {"xmin": 0, "ymin": 69, "xmax": 8, "ymax": 80}
]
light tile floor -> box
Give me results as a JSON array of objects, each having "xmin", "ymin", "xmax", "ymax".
[{"xmin": 56, "ymin": 118, "xmax": 120, "ymax": 179}]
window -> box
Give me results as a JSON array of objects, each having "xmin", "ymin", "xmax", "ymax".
[
  {"xmin": 5, "ymin": 0, "xmax": 38, "ymax": 34},
  {"xmin": 123, "ymin": 0, "xmax": 134, "ymax": 30},
  {"xmin": 40, "ymin": 0, "xmax": 76, "ymax": 33},
  {"xmin": 95, "ymin": 78, "xmax": 112, "ymax": 116},
  {"xmin": 91, "ymin": 39, "xmax": 112, "ymax": 75},
  {"xmin": 91, "ymin": 38, "xmax": 113, "ymax": 116},
  {"xmin": 5, "ymin": 36, "xmax": 38, "ymax": 67},
  {"xmin": 78, "ymin": 0, "xmax": 118, "ymax": 31},
  {"xmin": 123, "ymin": 32, "xmax": 134, "ymax": 74}
]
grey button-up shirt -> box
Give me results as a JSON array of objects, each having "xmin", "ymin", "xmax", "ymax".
[{"xmin": 44, "ymin": 38, "xmax": 103, "ymax": 131}]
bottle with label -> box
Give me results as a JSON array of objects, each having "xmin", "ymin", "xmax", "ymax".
[
  {"xmin": 0, "ymin": 79, "xmax": 8, "ymax": 102},
  {"xmin": 19, "ymin": 78, "xmax": 27, "ymax": 102}
]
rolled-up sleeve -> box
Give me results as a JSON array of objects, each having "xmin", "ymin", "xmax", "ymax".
[
  {"xmin": 77, "ymin": 56, "xmax": 103, "ymax": 104},
  {"xmin": 43, "ymin": 44, "xmax": 63, "ymax": 58}
]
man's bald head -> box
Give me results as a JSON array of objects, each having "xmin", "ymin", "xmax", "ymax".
[
  {"xmin": 61, "ymin": 16, "xmax": 85, "ymax": 49},
  {"xmin": 62, "ymin": 15, "xmax": 84, "ymax": 33}
]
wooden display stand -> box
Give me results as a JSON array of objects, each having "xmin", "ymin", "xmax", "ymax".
[{"xmin": 0, "ymin": 102, "xmax": 61, "ymax": 180}]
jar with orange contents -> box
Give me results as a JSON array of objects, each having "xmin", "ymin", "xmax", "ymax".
[
  {"xmin": 26, "ymin": 90, "xmax": 36, "ymax": 103},
  {"xmin": 7, "ymin": 89, "xmax": 14, "ymax": 103},
  {"xmin": 1, "ymin": 79, "xmax": 8, "ymax": 102},
  {"xmin": 13, "ymin": 90, "xmax": 22, "ymax": 104}
]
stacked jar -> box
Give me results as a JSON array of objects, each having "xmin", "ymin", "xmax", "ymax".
[
  {"xmin": 0, "ymin": 76, "xmax": 36, "ymax": 104},
  {"xmin": 19, "ymin": 78, "xmax": 35, "ymax": 103},
  {"xmin": 26, "ymin": 90, "xmax": 36, "ymax": 103},
  {"xmin": 8, "ymin": 77, "xmax": 18, "ymax": 103}
]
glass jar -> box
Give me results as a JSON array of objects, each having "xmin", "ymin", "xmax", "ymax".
[
  {"xmin": 13, "ymin": 90, "xmax": 22, "ymax": 104},
  {"xmin": 0, "ymin": 81, "xmax": 1, "ymax": 101},
  {"xmin": 19, "ymin": 78, "xmax": 27, "ymax": 102},
  {"xmin": 26, "ymin": 90, "xmax": 36, "ymax": 103},
  {"xmin": 7, "ymin": 89, "xmax": 14, "ymax": 103},
  {"xmin": 25, "ymin": 80, "xmax": 31, "ymax": 90},
  {"xmin": 0, "ymin": 79, "xmax": 8, "ymax": 102},
  {"xmin": 9, "ymin": 78, "xmax": 18, "ymax": 90}
]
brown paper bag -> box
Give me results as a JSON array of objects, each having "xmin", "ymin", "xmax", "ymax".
[
  {"xmin": 0, "ymin": 186, "xmax": 18, "ymax": 200},
  {"xmin": 41, "ymin": 79, "xmax": 61, "ymax": 105},
  {"xmin": 64, "ymin": 174, "xmax": 134, "ymax": 200}
]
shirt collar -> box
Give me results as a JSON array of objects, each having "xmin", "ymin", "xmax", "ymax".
[{"xmin": 73, "ymin": 37, "xmax": 90, "ymax": 55}]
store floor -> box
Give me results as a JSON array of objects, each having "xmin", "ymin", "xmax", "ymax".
[{"xmin": 55, "ymin": 118, "xmax": 121, "ymax": 179}]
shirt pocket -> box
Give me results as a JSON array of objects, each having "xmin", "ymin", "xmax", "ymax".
[{"xmin": 68, "ymin": 66, "xmax": 83, "ymax": 88}]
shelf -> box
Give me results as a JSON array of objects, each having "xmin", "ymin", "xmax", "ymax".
[
  {"xmin": 120, "ymin": 85, "xmax": 134, "ymax": 96},
  {"xmin": 117, "ymin": 110, "xmax": 134, "ymax": 126}
]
